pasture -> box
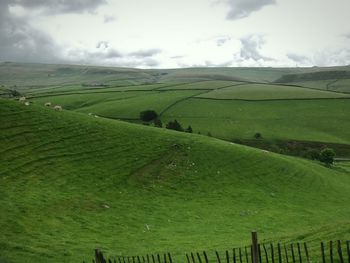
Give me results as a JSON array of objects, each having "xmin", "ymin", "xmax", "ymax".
[
  {"xmin": 1, "ymin": 99, "xmax": 350, "ymax": 263},
  {"xmin": 1, "ymin": 63, "xmax": 350, "ymax": 263}
]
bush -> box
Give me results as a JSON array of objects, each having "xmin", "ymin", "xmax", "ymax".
[
  {"xmin": 305, "ymin": 149, "xmax": 320, "ymax": 160},
  {"xmin": 319, "ymin": 148, "xmax": 336, "ymax": 166},
  {"xmin": 185, "ymin": 125, "xmax": 193, "ymax": 133},
  {"xmin": 254, "ymin": 132, "xmax": 262, "ymax": 139},
  {"xmin": 140, "ymin": 110, "xmax": 158, "ymax": 122},
  {"xmin": 153, "ymin": 118, "xmax": 162, "ymax": 128},
  {"xmin": 166, "ymin": 120, "xmax": 183, "ymax": 132}
]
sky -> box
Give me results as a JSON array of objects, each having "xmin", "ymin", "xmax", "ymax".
[{"xmin": 0, "ymin": 0, "xmax": 350, "ymax": 68}]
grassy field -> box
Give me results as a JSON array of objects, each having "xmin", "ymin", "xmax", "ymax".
[
  {"xmin": 161, "ymin": 98, "xmax": 350, "ymax": 144},
  {"xmin": 2, "ymin": 63, "xmax": 347, "ymax": 149},
  {"xmin": 1, "ymin": 98, "xmax": 350, "ymax": 263},
  {"xmin": 1, "ymin": 63, "xmax": 350, "ymax": 262},
  {"xmin": 196, "ymin": 83, "xmax": 350, "ymax": 100}
]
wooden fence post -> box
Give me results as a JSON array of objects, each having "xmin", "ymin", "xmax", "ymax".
[
  {"xmin": 337, "ymin": 240, "xmax": 344, "ymax": 263},
  {"xmin": 203, "ymin": 251, "xmax": 209, "ymax": 263},
  {"xmin": 252, "ymin": 232, "xmax": 259, "ymax": 263},
  {"xmin": 330, "ymin": 241, "xmax": 334, "ymax": 263},
  {"xmin": 321, "ymin": 242, "xmax": 326, "ymax": 263},
  {"xmin": 197, "ymin": 252, "xmax": 203, "ymax": 263},
  {"xmin": 278, "ymin": 243, "xmax": 282, "ymax": 263}
]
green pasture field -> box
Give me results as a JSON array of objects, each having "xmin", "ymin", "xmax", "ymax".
[
  {"xmin": 24, "ymin": 81, "xmax": 350, "ymax": 145},
  {"xmin": 161, "ymin": 98, "xmax": 350, "ymax": 144},
  {"xmin": 196, "ymin": 83, "xmax": 350, "ymax": 100},
  {"xmin": 157, "ymin": 80, "xmax": 242, "ymax": 90},
  {"xmin": 31, "ymin": 90, "xmax": 203, "ymax": 119},
  {"xmin": 1, "ymin": 99, "xmax": 350, "ymax": 263}
]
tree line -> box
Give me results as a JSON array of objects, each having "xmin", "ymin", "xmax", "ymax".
[{"xmin": 139, "ymin": 110, "xmax": 192, "ymax": 133}]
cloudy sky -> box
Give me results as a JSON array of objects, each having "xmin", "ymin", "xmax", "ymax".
[{"xmin": 1, "ymin": 0, "xmax": 350, "ymax": 68}]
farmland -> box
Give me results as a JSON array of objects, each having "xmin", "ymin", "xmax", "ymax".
[{"xmin": 0, "ymin": 63, "xmax": 350, "ymax": 263}]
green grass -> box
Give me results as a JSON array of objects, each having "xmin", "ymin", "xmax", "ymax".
[
  {"xmin": 162, "ymin": 98, "xmax": 350, "ymax": 144},
  {"xmin": 31, "ymin": 90, "xmax": 203, "ymax": 119},
  {"xmin": 157, "ymin": 80, "xmax": 241, "ymax": 90},
  {"xmin": 1, "ymin": 98, "xmax": 350, "ymax": 263},
  {"xmin": 196, "ymin": 83, "xmax": 350, "ymax": 100}
]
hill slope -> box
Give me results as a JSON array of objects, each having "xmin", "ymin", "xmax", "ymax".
[{"xmin": 0, "ymin": 99, "xmax": 350, "ymax": 263}]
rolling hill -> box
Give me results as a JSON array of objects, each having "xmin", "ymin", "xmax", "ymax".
[{"xmin": 1, "ymin": 98, "xmax": 350, "ymax": 263}]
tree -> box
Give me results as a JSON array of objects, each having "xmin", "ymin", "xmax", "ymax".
[
  {"xmin": 254, "ymin": 132, "xmax": 262, "ymax": 139},
  {"xmin": 140, "ymin": 110, "xmax": 158, "ymax": 122},
  {"xmin": 305, "ymin": 149, "xmax": 320, "ymax": 160},
  {"xmin": 319, "ymin": 148, "xmax": 336, "ymax": 166},
  {"xmin": 166, "ymin": 119, "xmax": 183, "ymax": 131},
  {"xmin": 154, "ymin": 118, "xmax": 162, "ymax": 128},
  {"xmin": 185, "ymin": 125, "xmax": 193, "ymax": 133}
]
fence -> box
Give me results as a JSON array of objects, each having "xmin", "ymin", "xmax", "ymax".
[{"xmin": 84, "ymin": 232, "xmax": 350, "ymax": 263}]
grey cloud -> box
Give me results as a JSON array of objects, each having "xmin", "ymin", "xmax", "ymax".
[
  {"xmin": 129, "ymin": 49, "xmax": 162, "ymax": 58},
  {"xmin": 10, "ymin": 0, "xmax": 107, "ymax": 14},
  {"xmin": 240, "ymin": 35, "xmax": 273, "ymax": 61},
  {"xmin": 96, "ymin": 41, "xmax": 109, "ymax": 49},
  {"xmin": 287, "ymin": 53, "xmax": 310, "ymax": 65},
  {"xmin": 67, "ymin": 47, "xmax": 160, "ymax": 68},
  {"xmin": 312, "ymin": 49, "xmax": 350, "ymax": 67},
  {"xmin": 0, "ymin": 1, "xmax": 61, "ymax": 63},
  {"xmin": 225, "ymin": 0, "xmax": 276, "ymax": 20},
  {"xmin": 104, "ymin": 15, "xmax": 117, "ymax": 23}
]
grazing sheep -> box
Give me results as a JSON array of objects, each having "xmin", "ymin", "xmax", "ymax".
[
  {"xmin": 54, "ymin": 105, "xmax": 62, "ymax": 111},
  {"xmin": 19, "ymin": 97, "xmax": 26, "ymax": 102},
  {"xmin": 45, "ymin": 102, "xmax": 51, "ymax": 107},
  {"xmin": 24, "ymin": 101, "xmax": 30, "ymax": 106}
]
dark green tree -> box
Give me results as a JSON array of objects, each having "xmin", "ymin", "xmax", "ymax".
[
  {"xmin": 305, "ymin": 149, "xmax": 320, "ymax": 160},
  {"xmin": 154, "ymin": 118, "xmax": 162, "ymax": 128},
  {"xmin": 140, "ymin": 110, "xmax": 158, "ymax": 122},
  {"xmin": 254, "ymin": 132, "xmax": 262, "ymax": 139},
  {"xmin": 166, "ymin": 119, "xmax": 183, "ymax": 132},
  {"xmin": 319, "ymin": 148, "xmax": 335, "ymax": 166},
  {"xmin": 185, "ymin": 125, "xmax": 193, "ymax": 133}
]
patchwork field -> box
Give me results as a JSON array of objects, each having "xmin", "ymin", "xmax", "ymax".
[{"xmin": 1, "ymin": 63, "xmax": 350, "ymax": 263}]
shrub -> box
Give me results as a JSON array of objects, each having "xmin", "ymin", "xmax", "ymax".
[
  {"xmin": 140, "ymin": 110, "xmax": 158, "ymax": 122},
  {"xmin": 166, "ymin": 120, "xmax": 183, "ymax": 131},
  {"xmin": 153, "ymin": 118, "xmax": 162, "ymax": 128},
  {"xmin": 185, "ymin": 125, "xmax": 193, "ymax": 133},
  {"xmin": 254, "ymin": 132, "xmax": 262, "ymax": 139},
  {"xmin": 319, "ymin": 148, "xmax": 336, "ymax": 166},
  {"xmin": 305, "ymin": 149, "xmax": 320, "ymax": 160}
]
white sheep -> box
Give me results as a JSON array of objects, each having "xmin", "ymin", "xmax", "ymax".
[
  {"xmin": 54, "ymin": 105, "xmax": 62, "ymax": 111},
  {"xmin": 45, "ymin": 102, "xmax": 51, "ymax": 107},
  {"xmin": 19, "ymin": 97, "xmax": 26, "ymax": 102},
  {"xmin": 24, "ymin": 102, "xmax": 30, "ymax": 106}
]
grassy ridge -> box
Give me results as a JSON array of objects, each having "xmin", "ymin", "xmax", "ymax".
[{"xmin": 1, "ymin": 99, "xmax": 350, "ymax": 262}]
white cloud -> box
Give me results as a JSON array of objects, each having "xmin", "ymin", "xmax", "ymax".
[{"xmin": 1, "ymin": 0, "xmax": 350, "ymax": 68}]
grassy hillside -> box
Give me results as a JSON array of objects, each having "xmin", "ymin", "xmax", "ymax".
[{"xmin": 1, "ymin": 98, "xmax": 350, "ymax": 263}]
